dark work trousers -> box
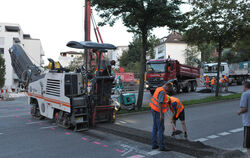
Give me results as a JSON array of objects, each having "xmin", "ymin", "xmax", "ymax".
[{"xmin": 151, "ymin": 109, "xmax": 165, "ymax": 149}]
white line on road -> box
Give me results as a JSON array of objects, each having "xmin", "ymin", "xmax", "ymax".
[
  {"xmin": 0, "ymin": 133, "xmax": 3, "ymax": 135},
  {"xmin": 218, "ymin": 132, "xmax": 231, "ymax": 136},
  {"xmin": 207, "ymin": 135, "xmax": 219, "ymax": 139},
  {"xmin": 40, "ymin": 126, "xmax": 57, "ymax": 129},
  {"xmin": 229, "ymin": 127, "xmax": 244, "ymax": 133},
  {"xmin": 119, "ymin": 121, "xmax": 127, "ymax": 124},
  {"xmin": 194, "ymin": 138, "xmax": 208, "ymax": 142},
  {"xmin": 26, "ymin": 121, "xmax": 44, "ymax": 125},
  {"xmin": 147, "ymin": 150, "xmax": 161, "ymax": 156}
]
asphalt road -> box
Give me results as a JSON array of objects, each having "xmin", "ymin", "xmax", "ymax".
[
  {"xmin": 137, "ymin": 85, "xmax": 243, "ymax": 105},
  {"xmin": 116, "ymin": 99, "xmax": 248, "ymax": 155},
  {"xmin": 0, "ymin": 97, "xmax": 192, "ymax": 158}
]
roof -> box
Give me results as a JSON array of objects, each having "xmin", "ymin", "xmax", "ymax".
[
  {"xmin": 164, "ymin": 32, "xmax": 185, "ymax": 43},
  {"xmin": 60, "ymin": 51, "xmax": 82, "ymax": 55},
  {"xmin": 204, "ymin": 62, "xmax": 228, "ymax": 66}
]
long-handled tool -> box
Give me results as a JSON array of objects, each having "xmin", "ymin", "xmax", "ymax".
[{"xmin": 165, "ymin": 111, "xmax": 182, "ymax": 136}]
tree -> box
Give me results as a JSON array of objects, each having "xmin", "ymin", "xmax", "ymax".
[
  {"xmin": 91, "ymin": 0, "xmax": 186, "ymax": 108},
  {"xmin": 119, "ymin": 34, "xmax": 160, "ymax": 72},
  {"xmin": 67, "ymin": 55, "xmax": 84, "ymax": 71},
  {"xmin": 184, "ymin": 46, "xmax": 200, "ymax": 66},
  {"xmin": 185, "ymin": 0, "xmax": 249, "ymax": 97},
  {"xmin": 0, "ymin": 55, "xmax": 5, "ymax": 88}
]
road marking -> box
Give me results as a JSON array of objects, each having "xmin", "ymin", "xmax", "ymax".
[
  {"xmin": 229, "ymin": 127, "xmax": 244, "ymax": 133},
  {"xmin": 115, "ymin": 149, "xmax": 124, "ymax": 153},
  {"xmin": 147, "ymin": 150, "xmax": 161, "ymax": 156},
  {"xmin": 218, "ymin": 132, "xmax": 230, "ymax": 136},
  {"xmin": 127, "ymin": 155, "xmax": 145, "ymax": 158},
  {"xmin": 40, "ymin": 126, "xmax": 57, "ymax": 129},
  {"xmin": 93, "ymin": 141, "xmax": 101, "ymax": 145},
  {"xmin": 119, "ymin": 121, "xmax": 127, "ymax": 124},
  {"xmin": 0, "ymin": 133, "xmax": 3, "ymax": 135},
  {"xmin": 207, "ymin": 135, "xmax": 219, "ymax": 139},
  {"xmin": 195, "ymin": 138, "xmax": 208, "ymax": 142},
  {"xmin": 65, "ymin": 132, "xmax": 71, "ymax": 135},
  {"xmin": 26, "ymin": 121, "xmax": 44, "ymax": 125}
]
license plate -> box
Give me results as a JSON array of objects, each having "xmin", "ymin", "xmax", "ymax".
[{"xmin": 75, "ymin": 117, "xmax": 83, "ymax": 123}]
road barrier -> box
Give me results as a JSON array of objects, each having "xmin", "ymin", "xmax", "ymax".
[{"xmin": 0, "ymin": 89, "xmax": 9, "ymax": 101}]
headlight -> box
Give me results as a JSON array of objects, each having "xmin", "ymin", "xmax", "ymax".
[{"xmin": 145, "ymin": 84, "xmax": 149, "ymax": 88}]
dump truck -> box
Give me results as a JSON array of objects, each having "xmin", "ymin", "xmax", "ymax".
[
  {"xmin": 203, "ymin": 61, "xmax": 250, "ymax": 85},
  {"xmin": 146, "ymin": 58, "xmax": 200, "ymax": 95}
]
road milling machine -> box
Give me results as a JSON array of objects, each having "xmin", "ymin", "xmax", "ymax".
[{"xmin": 9, "ymin": 41, "xmax": 117, "ymax": 131}]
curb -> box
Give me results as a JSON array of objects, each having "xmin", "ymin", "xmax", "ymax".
[{"xmin": 97, "ymin": 124, "xmax": 246, "ymax": 158}]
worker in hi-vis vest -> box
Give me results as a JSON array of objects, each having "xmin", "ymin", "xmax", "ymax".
[
  {"xmin": 168, "ymin": 97, "xmax": 187, "ymax": 138},
  {"xmin": 211, "ymin": 77, "xmax": 216, "ymax": 92},
  {"xmin": 149, "ymin": 83, "xmax": 170, "ymax": 151},
  {"xmin": 224, "ymin": 75, "xmax": 229, "ymax": 92},
  {"xmin": 205, "ymin": 75, "xmax": 210, "ymax": 88}
]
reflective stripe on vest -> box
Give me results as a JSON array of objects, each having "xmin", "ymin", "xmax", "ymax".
[
  {"xmin": 169, "ymin": 97, "xmax": 184, "ymax": 118},
  {"xmin": 149, "ymin": 87, "xmax": 169, "ymax": 113}
]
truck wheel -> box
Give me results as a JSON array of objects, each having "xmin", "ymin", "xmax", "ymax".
[
  {"xmin": 173, "ymin": 83, "xmax": 180, "ymax": 94},
  {"xmin": 191, "ymin": 82, "xmax": 197, "ymax": 92},
  {"xmin": 186, "ymin": 82, "xmax": 192, "ymax": 93},
  {"xmin": 150, "ymin": 90, "xmax": 155, "ymax": 95}
]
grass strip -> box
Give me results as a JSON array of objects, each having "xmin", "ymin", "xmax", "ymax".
[{"xmin": 117, "ymin": 93, "xmax": 242, "ymax": 115}]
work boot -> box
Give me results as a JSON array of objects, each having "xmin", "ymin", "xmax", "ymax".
[
  {"xmin": 152, "ymin": 145, "xmax": 159, "ymax": 149},
  {"xmin": 184, "ymin": 132, "xmax": 188, "ymax": 138}
]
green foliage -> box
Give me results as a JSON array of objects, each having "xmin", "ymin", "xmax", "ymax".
[
  {"xmin": 185, "ymin": 0, "xmax": 249, "ymax": 96},
  {"xmin": 185, "ymin": 0, "xmax": 249, "ymax": 47},
  {"xmin": 197, "ymin": 42, "xmax": 217, "ymax": 62},
  {"xmin": 0, "ymin": 55, "xmax": 5, "ymax": 88},
  {"xmin": 90, "ymin": 0, "xmax": 187, "ymax": 108},
  {"xmin": 119, "ymin": 35, "xmax": 160, "ymax": 72},
  {"xmin": 67, "ymin": 55, "xmax": 84, "ymax": 71},
  {"xmin": 184, "ymin": 46, "xmax": 200, "ymax": 66}
]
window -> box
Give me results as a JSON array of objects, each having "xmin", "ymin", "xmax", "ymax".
[
  {"xmin": 146, "ymin": 63, "xmax": 166, "ymax": 73},
  {"xmin": 158, "ymin": 46, "xmax": 165, "ymax": 54},
  {"xmin": 0, "ymin": 37, "xmax": 4, "ymax": 45},
  {"xmin": 71, "ymin": 55, "xmax": 74, "ymax": 57},
  {"xmin": 0, "ymin": 48, "xmax": 4, "ymax": 54},
  {"xmin": 158, "ymin": 56, "xmax": 164, "ymax": 59}
]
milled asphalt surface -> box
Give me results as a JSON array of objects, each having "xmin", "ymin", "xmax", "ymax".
[
  {"xmin": 0, "ymin": 97, "xmax": 193, "ymax": 158},
  {"xmin": 115, "ymin": 99, "xmax": 247, "ymax": 155}
]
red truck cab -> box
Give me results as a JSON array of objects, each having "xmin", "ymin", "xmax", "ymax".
[{"xmin": 146, "ymin": 58, "xmax": 200, "ymax": 95}]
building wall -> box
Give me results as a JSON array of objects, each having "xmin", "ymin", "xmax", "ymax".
[
  {"xmin": 58, "ymin": 53, "xmax": 82, "ymax": 67},
  {"xmin": 0, "ymin": 23, "xmax": 45, "ymax": 90},
  {"xmin": 23, "ymin": 39, "xmax": 44, "ymax": 66},
  {"xmin": 155, "ymin": 42, "xmax": 197, "ymax": 64},
  {"xmin": 106, "ymin": 46, "xmax": 128, "ymax": 68}
]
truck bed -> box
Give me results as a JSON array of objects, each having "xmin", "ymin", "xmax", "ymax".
[{"xmin": 177, "ymin": 63, "xmax": 200, "ymax": 79}]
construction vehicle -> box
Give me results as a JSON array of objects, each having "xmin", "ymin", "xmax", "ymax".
[
  {"xmin": 112, "ymin": 76, "xmax": 136, "ymax": 110},
  {"xmin": 203, "ymin": 61, "xmax": 250, "ymax": 85},
  {"xmin": 9, "ymin": 41, "xmax": 117, "ymax": 131},
  {"xmin": 146, "ymin": 57, "xmax": 200, "ymax": 95}
]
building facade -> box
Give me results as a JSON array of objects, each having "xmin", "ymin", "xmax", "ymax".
[
  {"xmin": 154, "ymin": 32, "xmax": 200, "ymax": 64},
  {"xmin": 106, "ymin": 45, "xmax": 128, "ymax": 68},
  {"xmin": 0, "ymin": 23, "xmax": 45, "ymax": 90},
  {"xmin": 58, "ymin": 51, "xmax": 83, "ymax": 67}
]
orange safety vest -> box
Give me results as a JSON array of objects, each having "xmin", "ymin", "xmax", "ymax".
[
  {"xmin": 205, "ymin": 77, "xmax": 210, "ymax": 83},
  {"xmin": 224, "ymin": 76, "xmax": 229, "ymax": 82},
  {"xmin": 211, "ymin": 79, "xmax": 215, "ymax": 85},
  {"xmin": 219, "ymin": 79, "xmax": 224, "ymax": 83},
  {"xmin": 169, "ymin": 97, "xmax": 184, "ymax": 118},
  {"xmin": 149, "ymin": 87, "xmax": 169, "ymax": 113}
]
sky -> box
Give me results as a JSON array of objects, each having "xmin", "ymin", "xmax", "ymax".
[{"xmin": 0, "ymin": 0, "xmax": 189, "ymax": 64}]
